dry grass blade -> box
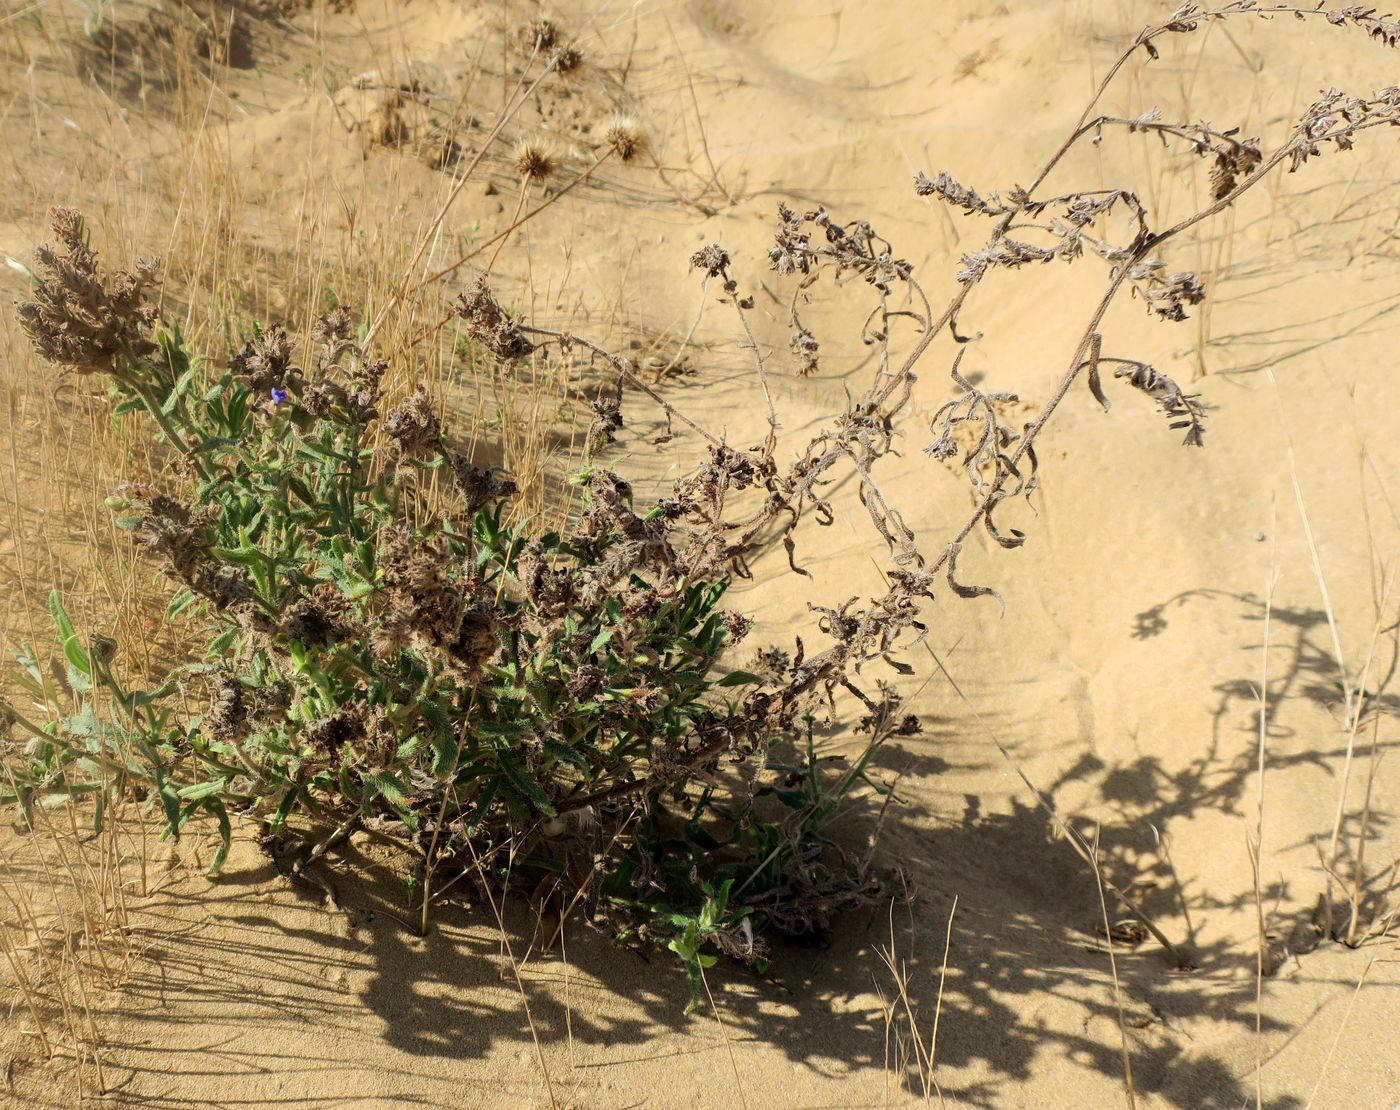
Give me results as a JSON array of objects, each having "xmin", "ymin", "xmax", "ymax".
[{"xmin": 1090, "ymin": 825, "xmax": 1137, "ymax": 1110}]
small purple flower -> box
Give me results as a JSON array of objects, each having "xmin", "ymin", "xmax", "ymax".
[{"xmin": 270, "ymin": 387, "xmax": 289, "ymax": 406}]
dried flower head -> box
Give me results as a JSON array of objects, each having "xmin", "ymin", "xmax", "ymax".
[
  {"xmin": 231, "ymin": 324, "xmax": 295, "ymax": 393},
  {"xmin": 1209, "ymin": 139, "xmax": 1262, "ymax": 199},
  {"xmin": 604, "ymin": 114, "xmax": 644, "ymax": 162},
  {"xmin": 513, "ymin": 139, "xmax": 558, "ymax": 181},
  {"xmin": 303, "ymin": 710, "xmax": 364, "ymax": 760},
  {"xmin": 454, "ymin": 277, "xmax": 535, "ymax": 361},
  {"xmin": 206, "ymin": 670, "xmax": 248, "ymax": 744},
  {"xmin": 690, "ymin": 244, "xmax": 732, "ymax": 279},
  {"xmin": 521, "ymin": 18, "xmax": 558, "ymax": 52},
  {"xmin": 279, "ymin": 596, "xmax": 343, "ymax": 647},
  {"xmin": 552, "ymin": 44, "xmax": 583, "ymax": 74},
  {"xmin": 381, "ymin": 384, "xmax": 442, "ymax": 452},
  {"xmin": 16, "ymin": 208, "xmax": 159, "ymax": 378},
  {"xmin": 450, "ymin": 453, "xmax": 518, "ymax": 512}
]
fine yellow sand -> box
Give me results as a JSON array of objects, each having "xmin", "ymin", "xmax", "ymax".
[{"xmin": 3, "ymin": 1, "xmax": 1399, "ymax": 1106}]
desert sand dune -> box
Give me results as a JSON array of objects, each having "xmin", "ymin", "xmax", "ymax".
[{"xmin": 2, "ymin": 1, "xmax": 1399, "ymax": 1106}]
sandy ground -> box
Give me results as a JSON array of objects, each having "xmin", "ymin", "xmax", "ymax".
[{"xmin": 3, "ymin": 0, "xmax": 1400, "ymax": 1106}]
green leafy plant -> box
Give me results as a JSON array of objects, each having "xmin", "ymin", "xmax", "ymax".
[{"xmin": 2, "ymin": 210, "xmax": 889, "ymax": 1007}]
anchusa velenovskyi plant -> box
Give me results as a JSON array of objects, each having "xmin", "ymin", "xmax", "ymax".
[{"xmin": 4, "ymin": 210, "xmax": 888, "ymax": 1007}]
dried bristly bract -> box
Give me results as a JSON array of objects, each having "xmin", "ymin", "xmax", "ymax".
[
  {"xmin": 513, "ymin": 139, "xmax": 558, "ymax": 181},
  {"xmin": 16, "ymin": 208, "xmax": 159, "ymax": 378},
  {"xmin": 604, "ymin": 115, "xmax": 644, "ymax": 162},
  {"xmin": 551, "ymin": 43, "xmax": 583, "ymax": 74},
  {"xmin": 1322, "ymin": 5, "xmax": 1400, "ymax": 48},
  {"xmin": 769, "ymin": 204, "xmax": 913, "ymax": 290},
  {"xmin": 311, "ymin": 305, "xmax": 355, "ymax": 362},
  {"xmin": 521, "ymin": 18, "xmax": 558, "ymax": 52},
  {"xmin": 1288, "ymin": 85, "xmax": 1400, "ymax": 171},
  {"xmin": 587, "ymin": 378, "xmax": 624, "ymax": 448},
  {"xmin": 914, "ymin": 170, "xmax": 1012, "ymax": 217},
  {"xmin": 453, "ymin": 277, "xmax": 535, "ymax": 361},
  {"xmin": 751, "ymin": 644, "xmax": 792, "ymax": 683},
  {"xmin": 111, "ymin": 482, "xmax": 260, "ymax": 615},
  {"xmin": 449, "ymin": 453, "xmax": 517, "ymax": 513},
  {"xmin": 303, "ymin": 710, "xmax": 365, "ymax": 761},
  {"xmin": 372, "ymin": 526, "xmax": 499, "ymax": 679},
  {"xmin": 1057, "ymin": 188, "xmax": 1144, "ymax": 229},
  {"xmin": 769, "ymin": 202, "xmax": 813, "ymax": 276},
  {"xmin": 205, "ymin": 669, "xmax": 248, "ymax": 744},
  {"xmin": 956, "ymin": 238, "xmax": 1058, "ymax": 283},
  {"xmin": 1114, "ymin": 361, "xmax": 1207, "ymax": 446},
  {"xmin": 279, "ymin": 595, "xmax": 348, "ymax": 648},
  {"xmin": 924, "ymin": 351, "xmax": 1030, "ymax": 503}
]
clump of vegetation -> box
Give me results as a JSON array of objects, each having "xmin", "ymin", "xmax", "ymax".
[
  {"xmin": 2, "ymin": 210, "xmax": 888, "ymax": 1007},
  {"xmin": 9, "ymin": 2, "xmax": 1400, "ymax": 1021}
]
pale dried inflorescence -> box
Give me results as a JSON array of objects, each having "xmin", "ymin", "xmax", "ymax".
[
  {"xmin": 914, "ymin": 170, "xmax": 1013, "ymax": 217},
  {"xmin": 513, "ymin": 139, "xmax": 558, "ymax": 181},
  {"xmin": 551, "ymin": 43, "xmax": 583, "ymax": 74},
  {"xmin": 453, "ymin": 277, "xmax": 535, "ymax": 361},
  {"xmin": 381, "ymin": 384, "xmax": 442, "ymax": 452},
  {"xmin": 231, "ymin": 324, "xmax": 295, "ymax": 393},
  {"xmin": 690, "ymin": 243, "xmax": 732, "ymax": 280},
  {"xmin": 520, "ymin": 18, "xmax": 558, "ymax": 52},
  {"xmin": 16, "ymin": 208, "xmax": 159, "ymax": 378},
  {"xmin": 604, "ymin": 114, "xmax": 645, "ymax": 162},
  {"xmin": 1113, "ymin": 361, "xmax": 1208, "ymax": 447},
  {"xmin": 111, "ymin": 482, "xmax": 260, "ymax": 615}
]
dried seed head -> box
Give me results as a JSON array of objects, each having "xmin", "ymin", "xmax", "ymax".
[
  {"xmin": 279, "ymin": 597, "xmax": 342, "ymax": 647},
  {"xmin": 454, "ymin": 276, "xmax": 535, "ymax": 361},
  {"xmin": 17, "ymin": 208, "xmax": 160, "ymax": 378},
  {"xmin": 206, "ymin": 671, "xmax": 248, "ymax": 744},
  {"xmin": 551, "ymin": 44, "xmax": 583, "ymax": 74},
  {"xmin": 450, "ymin": 453, "xmax": 518, "ymax": 512},
  {"xmin": 690, "ymin": 243, "xmax": 732, "ymax": 278},
  {"xmin": 513, "ymin": 139, "xmax": 558, "ymax": 181},
  {"xmin": 381, "ymin": 384, "xmax": 442, "ymax": 452},
  {"xmin": 1114, "ymin": 362, "xmax": 1207, "ymax": 447},
  {"xmin": 303, "ymin": 710, "xmax": 364, "ymax": 760},
  {"xmin": 521, "ymin": 19, "xmax": 558, "ymax": 52},
  {"xmin": 231, "ymin": 323, "xmax": 295, "ymax": 392},
  {"xmin": 1208, "ymin": 140, "xmax": 1262, "ymax": 200},
  {"xmin": 603, "ymin": 115, "xmax": 644, "ymax": 162}
]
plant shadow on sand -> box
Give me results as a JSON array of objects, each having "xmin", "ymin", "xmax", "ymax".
[{"xmin": 95, "ymin": 678, "xmax": 1384, "ymax": 1109}]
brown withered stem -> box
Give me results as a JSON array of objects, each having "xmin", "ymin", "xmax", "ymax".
[{"xmin": 514, "ymin": 3, "xmax": 1400, "ymax": 956}]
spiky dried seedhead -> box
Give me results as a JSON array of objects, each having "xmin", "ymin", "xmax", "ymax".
[
  {"xmin": 521, "ymin": 19, "xmax": 558, "ymax": 52},
  {"xmin": 513, "ymin": 139, "xmax": 558, "ymax": 181},
  {"xmin": 552, "ymin": 43, "xmax": 583, "ymax": 74},
  {"xmin": 15, "ymin": 208, "xmax": 159, "ymax": 378},
  {"xmin": 604, "ymin": 115, "xmax": 644, "ymax": 162}
]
